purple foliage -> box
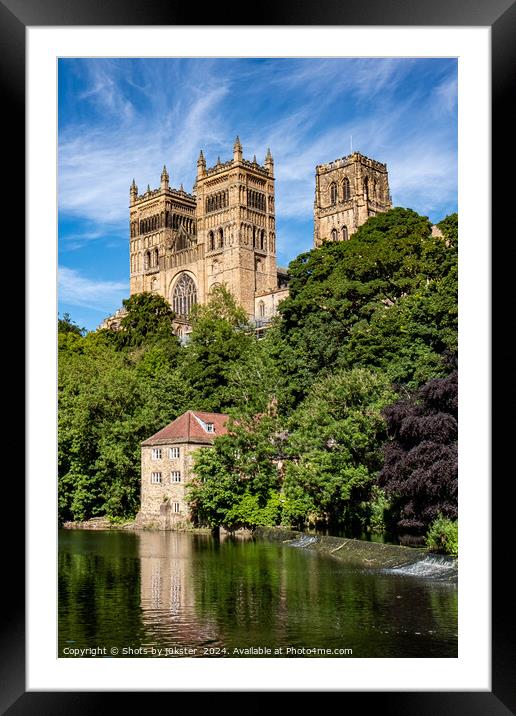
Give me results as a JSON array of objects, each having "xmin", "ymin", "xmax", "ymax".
[{"xmin": 378, "ymin": 371, "xmax": 458, "ymax": 532}]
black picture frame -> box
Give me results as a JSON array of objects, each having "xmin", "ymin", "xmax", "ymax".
[{"xmin": 10, "ymin": 0, "xmax": 512, "ymax": 712}]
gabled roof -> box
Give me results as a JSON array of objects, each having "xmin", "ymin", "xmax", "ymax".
[{"xmin": 141, "ymin": 411, "xmax": 229, "ymax": 446}]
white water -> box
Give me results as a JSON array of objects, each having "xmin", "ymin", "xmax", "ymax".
[{"xmin": 387, "ymin": 555, "xmax": 457, "ymax": 579}]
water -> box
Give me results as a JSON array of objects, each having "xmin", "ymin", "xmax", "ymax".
[{"xmin": 58, "ymin": 529, "xmax": 457, "ymax": 658}]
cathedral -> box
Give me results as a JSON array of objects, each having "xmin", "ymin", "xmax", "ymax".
[
  {"xmin": 127, "ymin": 137, "xmax": 288, "ymax": 339},
  {"xmin": 101, "ymin": 142, "xmax": 391, "ymax": 333}
]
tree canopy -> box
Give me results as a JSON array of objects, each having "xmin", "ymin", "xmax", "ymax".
[{"xmin": 58, "ymin": 208, "xmax": 458, "ymax": 542}]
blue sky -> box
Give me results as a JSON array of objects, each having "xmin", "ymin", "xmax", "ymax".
[{"xmin": 58, "ymin": 57, "xmax": 457, "ymax": 332}]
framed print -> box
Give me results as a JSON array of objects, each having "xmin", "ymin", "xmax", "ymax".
[{"xmin": 7, "ymin": 0, "xmax": 513, "ymax": 711}]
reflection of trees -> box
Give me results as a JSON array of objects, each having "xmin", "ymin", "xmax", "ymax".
[{"xmin": 58, "ymin": 529, "xmax": 145, "ymax": 653}]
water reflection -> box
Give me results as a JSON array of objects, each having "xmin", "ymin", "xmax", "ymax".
[{"xmin": 58, "ymin": 530, "xmax": 457, "ymax": 658}]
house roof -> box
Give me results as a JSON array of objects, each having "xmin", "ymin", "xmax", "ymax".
[{"xmin": 141, "ymin": 410, "xmax": 229, "ymax": 446}]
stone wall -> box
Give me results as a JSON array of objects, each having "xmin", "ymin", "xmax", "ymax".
[{"xmin": 139, "ymin": 442, "xmax": 207, "ymax": 522}]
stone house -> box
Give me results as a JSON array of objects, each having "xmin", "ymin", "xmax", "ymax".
[{"xmin": 135, "ymin": 410, "xmax": 228, "ymax": 529}]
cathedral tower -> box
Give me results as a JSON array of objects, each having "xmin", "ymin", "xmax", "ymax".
[
  {"xmin": 313, "ymin": 152, "xmax": 392, "ymax": 247},
  {"xmin": 194, "ymin": 137, "xmax": 277, "ymax": 317}
]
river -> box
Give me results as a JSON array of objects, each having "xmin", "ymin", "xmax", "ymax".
[{"xmin": 58, "ymin": 529, "xmax": 457, "ymax": 658}]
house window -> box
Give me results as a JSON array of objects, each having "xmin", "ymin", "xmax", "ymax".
[
  {"xmin": 169, "ymin": 447, "xmax": 180, "ymax": 459},
  {"xmin": 151, "ymin": 472, "xmax": 162, "ymax": 484},
  {"xmin": 152, "ymin": 448, "xmax": 162, "ymax": 460},
  {"xmin": 206, "ymin": 423, "xmax": 214, "ymax": 433},
  {"xmin": 171, "ymin": 471, "xmax": 181, "ymax": 483},
  {"xmin": 172, "ymin": 502, "xmax": 180, "ymax": 513}
]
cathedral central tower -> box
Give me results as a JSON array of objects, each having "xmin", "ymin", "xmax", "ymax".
[{"xmin": 194, "ymin": 137, "xmax": 277, "ymax": 316}]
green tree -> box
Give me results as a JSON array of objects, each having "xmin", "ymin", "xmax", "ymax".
[
  {"xmin": 275, "ymin": 208, "xmax": 457, "ymax": 403},
  {"xmin": 187, "ymin": 411, "xmax": 284, "ymax": 530},
  {"xmin": 180, "ymin": 285, "xmax": 254, "ymax": 412},
  {"xmin": 283, "ymin": 368, "xmax": 396, "ymax": 532},
  {"xmin": 58, "ymin": 312, "xmax": 85, "ymax": 336},
  {"xmin": 117, "ymin": 292, "xmax": 177, "ymax": 349}
]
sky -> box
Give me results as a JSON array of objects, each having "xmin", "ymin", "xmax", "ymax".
[{"xmin": 58, "ymin": 57, "xmax": 457, "ymax": 332}]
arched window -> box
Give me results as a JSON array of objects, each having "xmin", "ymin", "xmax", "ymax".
[
  {"xmin": 208, "ymin": 231, "xmax": 215, "ymax": 251},
  {"xmin": 260, "ymin": 230, "xmax": 265, "ymax": 250},
  {"xmin": 153, "ymin": 248, "xmax": 159, "ymax": 267},
  {"xmin": 343, "ymin": 177, "xmax": 350, "ymax": 201},
  {"xmin": 258, "ymin": 301, "xmax": 265, "ymax": 318},
  {"xmin": 331, "ymin": 228, "xmax": 338, "ymax": 242},
  {"xmin": 342, "ymin": 225, "xmax": 348, "ymax": 242},
  {"xmin": 217, "ymin": 228, "xmax": 224, "ymax": 248},
  {"xmin": 330, "ymin": 182, "xmax": 337, "ymax": 205},
  {"xmin": 172, "ymin": 274, "xmax": 197, "ymax": 318},
  {"xmin": 144, "ymin": 251, "xmax": 150, "ymax": 270},
  {"xmin": 364, "ymin": 177, "xmax": 369, "ymax": 200}
]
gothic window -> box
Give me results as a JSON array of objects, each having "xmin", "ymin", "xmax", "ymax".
[
  {"xmin": 258, "ymin": 300, "xmax": 265, "ymax": 318},
  {"xmin": 208, "ymin": 231, "xmax": 215, "ymax": 251},
  {"xmin": 331, "ymin": 228, "xmax": 338, "ymax": 242},
  {"xmin": 144, "ymin": 251, "xmax": 150, "ymax": 270},
  {"xmin": 343, "ymin": 177, "xmax": 350, "ymax": 201},
  {"xmin": 342, "ymin": 226, "xmax": 348, "ymax": 241},
  {"xmin": 217, "ymin": 228, "xmax": 224, "ymax": 249},
  {"xmin": 260, "ymin": 230, "xmax": 265, "ymax": 250},
  {"xmin": 364, "ymin": 177, "xmax": 369, "ymax": 200},
  {"xmin": 172, "ymin": 273, "xmax": 197, "ymax": 317},
  {"xmin": 151, "ymin": 277, "xmax": 157, "ymax": 292},
  {"xmin": 153, "ymin": 248, "xmax": 159, "ymax": 267},
  {"xmin": 330, "ymin": 182, "xmax": 337, "ymax": 205}
]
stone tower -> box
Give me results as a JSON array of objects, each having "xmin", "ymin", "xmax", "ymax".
[
  {"xmin": 127, "ymin": 139, "xmax": 278, "ymax": 336},
  {"xmin": 129, "ymin": 166, "xmax": 201, "ymax": 334},
  {"xmin": 313, "ymin": 152, "xmax": 392, "ymax": 248},
  {"xmin": 194, "ymin": 137, "xmax": 277, "ymax": 317}
]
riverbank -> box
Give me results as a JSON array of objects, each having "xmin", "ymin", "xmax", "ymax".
[{"xmin": 62, "ymin": 519, "xmax": 456, "ymax": 574}]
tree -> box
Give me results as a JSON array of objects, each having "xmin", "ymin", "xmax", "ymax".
[
  {"xmin": 186, "ymin": 411, "xmax": 284, "ymax": 530},
  {"xmin": 274, "ymin": 208, "xmax": 457, "ymax": 403},
  {"xmin": 58, "ymin": 312, "xmax": 85, "ymax": 336},
  {"xmin": 180, "ymin": 285, "xmax": 254, "ymax": 412},
  {"xmin": 283, "ymin": 368, "xmax": 396, "ymax": 532},
  {"xmin": 378, "ymin": 371, "xmax": 458, "ymax": 533},
  {"xmin": 117, "ymin": 292, "xmax": 177, "ymax": 349},
  {"xmin": 58, "ymin": 327, "xmax": 189, "ymax": 522}
]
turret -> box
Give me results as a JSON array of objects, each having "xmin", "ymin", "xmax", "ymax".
[
  {"xmin": 160, "ymin": 165, "xmax": 169, "ymax": 191},
  {"xmin": 130, "ymin": 178, "xmax": 138, "ymax": 205},
  {"xmin": 233, "ymin": 135, "xmax": 243, "ymax": 163},
  {"xmin": 197, "ymin": 149, "xmax": 206, "ymax": 178},
  {"xmin": 265, "ymin": 147, "xmax": 274, "ymax": 177}
]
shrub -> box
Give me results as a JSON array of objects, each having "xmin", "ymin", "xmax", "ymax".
[{"xmin": 426, "ymin": 515, "xmax": 458, "ymax": 557}]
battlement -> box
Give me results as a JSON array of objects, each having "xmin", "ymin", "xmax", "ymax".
[
  {"xmin": 133, "ymin": 186, "xmax": 196, "ymax": 204},
  {"xmin": 203, "ymin": 156, "xmax": 270, "ymax": 177},
  {"xmin": 316, "ymin": 151, "xmax": 387, "ymax": 174}
]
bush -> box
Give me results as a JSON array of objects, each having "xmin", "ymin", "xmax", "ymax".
[{"xmin": 426, "ymin": 515, "xmax": 458, "ymax": 557}]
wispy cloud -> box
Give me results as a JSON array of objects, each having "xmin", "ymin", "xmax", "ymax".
[{"xmin": 59, "ymin": 266, "xmax": 128, "ymax": 313}]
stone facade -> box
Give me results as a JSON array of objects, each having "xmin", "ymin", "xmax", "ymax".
[
  {"xmin": 314, "ymin": 151, "xmax": 392, "ymax": 247},
  {"xmin": 136, "ymin": 411, "xmax": 228, "ymax": 529},
  {"xmin": 128, "ymin": 138, "xmax": 281, "ymax": 339}
]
